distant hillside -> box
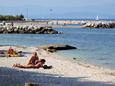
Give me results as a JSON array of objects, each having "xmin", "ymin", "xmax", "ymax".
[{"xmin": 0, "ymin": 14, "xmax": 24, "ymax": 21}]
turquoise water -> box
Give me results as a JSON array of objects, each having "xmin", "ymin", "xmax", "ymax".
[{"xmin": 0, "ymin": 28, "xmax": 115, "ymax": 69}]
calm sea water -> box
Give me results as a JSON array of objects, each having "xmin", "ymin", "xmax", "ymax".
[{"xmin": 0, "ymin": 27, "xmax": 115, "ymax": 69}]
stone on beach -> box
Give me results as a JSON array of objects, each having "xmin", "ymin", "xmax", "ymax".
[{"xmin": 40, "ymin": 44, "xmax": 77, "ymax": 53}]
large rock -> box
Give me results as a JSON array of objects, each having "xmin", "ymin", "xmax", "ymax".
[
  {"xmin": 0, "ymin": 26, "xmax": 59, "ymax": 34},
  {"xmin": 41, "ymin": 44, "xmax": 77, "ymax": 53}
]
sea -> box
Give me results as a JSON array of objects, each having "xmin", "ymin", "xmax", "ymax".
[{"xmin": 0, "ymin": 26, "xmax": 115, "ymax": 70}]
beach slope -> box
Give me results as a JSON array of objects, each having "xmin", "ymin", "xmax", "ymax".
[{"xmin": 0, "ymin": 46, "xmax": 115, "ymax": 86}]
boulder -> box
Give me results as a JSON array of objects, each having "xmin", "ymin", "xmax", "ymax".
[{"xmin": 41, "ymin": 44, "xmax": 77, "ymax": 53}]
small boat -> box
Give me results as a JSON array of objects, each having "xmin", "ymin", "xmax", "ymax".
[{"xmin": 96, "ymin": 16, "xmax": 99, "ymax": 20}]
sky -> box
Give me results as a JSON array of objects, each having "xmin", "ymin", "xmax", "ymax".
[{"xmin": 0, "ymin": 0, "xmax": 114, "ymax": 19}]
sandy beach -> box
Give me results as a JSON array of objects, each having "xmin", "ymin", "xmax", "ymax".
[{"xmin": 0, "ymin": 45, "xmax": 115, "ymax": 86}]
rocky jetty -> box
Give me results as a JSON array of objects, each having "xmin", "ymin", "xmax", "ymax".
[
  {"xmin": 83, "ymin": 22, "xmax": 115, "ymax": 28},
  {"xmin": 40, "ymin": 44, "xmax": 77, "ymax": 53},
  {"xmin": 0, "ymin": 26, "xmax": 59, "ymax": 34}
]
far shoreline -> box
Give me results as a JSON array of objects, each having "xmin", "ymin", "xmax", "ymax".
[{"xmin": 0, "ymin": 19, "xmax": 115, "ymax": 30}]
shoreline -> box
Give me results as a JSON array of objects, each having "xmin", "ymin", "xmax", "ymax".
[
  {"xmin": 53, "ymin": 51, "xmax": 115, "ymax": 74},
  {"xmin": 56, "ymin": 51, "xmax": 115, "ymax": 71},
  {"xmin": 0, "ymin": 45, "xmax": 115, "ymax": 86}
]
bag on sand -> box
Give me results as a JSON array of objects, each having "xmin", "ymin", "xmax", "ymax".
[{"xmin": 43, "ymin": 65, "xmax": 52, "ymax": 69}]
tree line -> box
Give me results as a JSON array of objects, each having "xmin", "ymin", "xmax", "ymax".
[{"xmin": 0, "ymin": 14, "xmax": 24, "ymax": 21}]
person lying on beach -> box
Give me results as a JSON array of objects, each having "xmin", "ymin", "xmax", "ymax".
[
  {"xmin": 13, "ymin": 59, "xmax": 46, "ymax": 68},
  {"xmin": 13, "ymin": 52, "xmax": 52, "ymax": 69}
]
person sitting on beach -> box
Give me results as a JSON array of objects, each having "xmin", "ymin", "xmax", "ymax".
[
  {"xmin": 13, "ymin": 59, "xmax": 46, "ymax": 68},
  {"xmin": 27, "ymin": 52, "xmax": 39, "ymax": 65},
  {"xmin": 7, "ymin": 47, "xmax": 17, "ymax": 57}
]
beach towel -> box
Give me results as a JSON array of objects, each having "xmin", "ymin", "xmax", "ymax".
[{"xmin": 0, "ymin": 50, "xmax": 24, "ymax": 57}]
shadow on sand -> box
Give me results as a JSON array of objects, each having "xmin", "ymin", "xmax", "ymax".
[{"xmin": 0, "ymin": 67, "xmax": 114, "ymax": 86}]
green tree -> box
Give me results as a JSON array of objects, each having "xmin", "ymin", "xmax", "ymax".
[{"xmin": 0, "ymin": 14, "xmax": 25, "ymax": 21}]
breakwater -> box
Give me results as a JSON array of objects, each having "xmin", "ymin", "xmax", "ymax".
[
  {"xmin": 38, "ymin": 20, "xmax": 115, "ymax": 29},
  {"xmin": 83, "ymin": 21, "xmax": 115, "ymax": 28},
  {"xmin": 0, "ymin": 20, "xmax": 115, "ymax": 32},
  {"xmin": 0, "ymin": 21, "xmax": 59, "ymax": 34},
  {"xmin": 0, "ymin": 26, "xmax": 59, "ymax": 34}
]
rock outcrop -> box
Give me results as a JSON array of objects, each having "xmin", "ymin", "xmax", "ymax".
[
  {"xmin": 40, "ymin": 44, "xmax": 77, "ymax": 53},
  {"xmin": 83, "ymin": 22, "xmax": 115, "ymax": 28},
  {"xmin": 0, "ymin": 26, "xmax": 59, "ymax": 34}
]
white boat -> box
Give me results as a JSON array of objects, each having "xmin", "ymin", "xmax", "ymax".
[{"xmin": 96, "ymin": 16, "xmax": 99, "ymax": 20}]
